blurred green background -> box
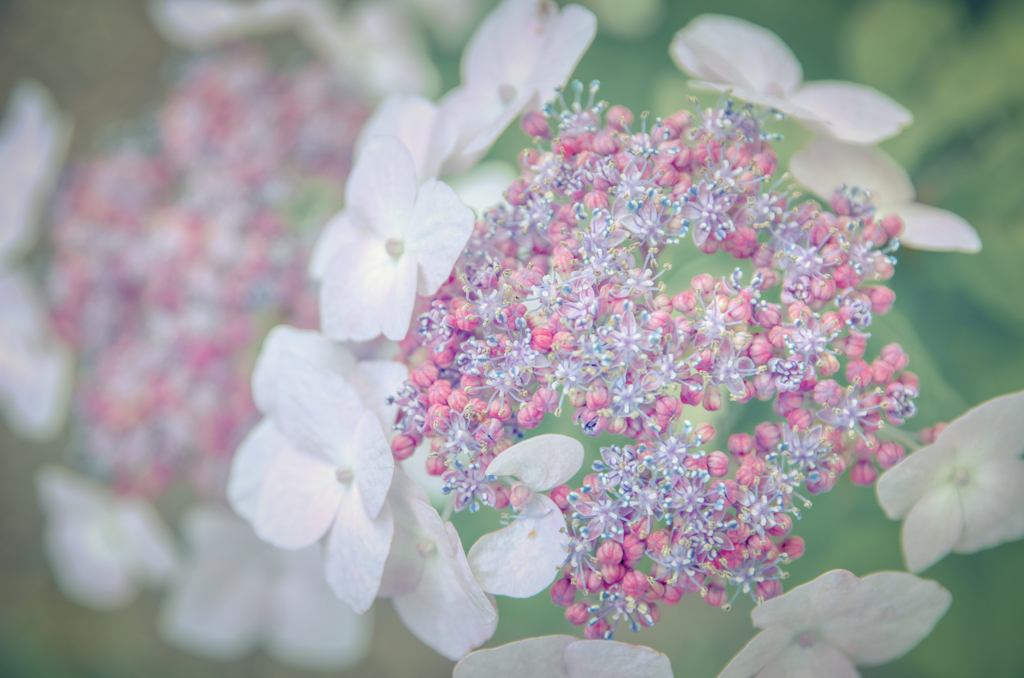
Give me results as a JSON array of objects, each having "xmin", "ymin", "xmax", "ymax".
[{"xmin": 1, "ymin": 0, "xmax": 1022, "ymax": 676}]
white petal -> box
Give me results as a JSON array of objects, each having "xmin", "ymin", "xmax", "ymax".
[
  {"xmin": 253, "ymin": 443, "xmax": 342, "ymax": 549},
  {"xmin": 393, "ymin": 522, "xmax": 498, "ymax": 660},
  {"xmin": 308, "ymin": 209, "xmax": 363, "ymax": 281},
  {"xmin": 565, "ymin": 639, "xmax": 673, "ymax": 678},
  {"xmin": 323, "ymin": 492, "xmax": 393, "ymax": 614},
  {"xmin": 349, "ymin": 359, "xmax": 409, "ymax": 433},
  {"xmin": 158, "ymin": 537, "xmax": 268, "ymax": 661},
  {"xmin": 954, "ymin": 458, "xmax": 1024, "ymax": 554},
  {"xmin": 250, "ymin": 324, "xmax": 356, "ymax": 416},
  {"xmin": 789, "ymin": 80, "xmax": 913, "ymax": 144},
  {"xmin": 467, "ymin": 495, "xmax": 566, "ymax": 598},
  {"xmin": 2, "ymin": 337, "xmax": 73, "ymax": 441},
  {"xmin": 358, "ymin": 94, "xmax": 458, "ymax": 184},
  {"xmin": 940, "ymin": 390, "xmax": 1024, "ymax": 466},
  {"xmin": 485, "ymin": 434, "xmax": 585, "ymax": 491},
  {"xmin": 876, "ymin": 441, "xmax": 956, "ymax": 520},
  {"xmin": 320, "ymin": 233, "xmax": 418, "ymax": 342},
  {"xmin": 895, "ymin": 203, "xmax": 981, "ymax": 253},
  {"xmin": 0, "ymin": 80, "xmax": 71, "ymax": 263},
  {"xmin": 454, "ymin": 636, "xmax": 575, "ymax": 678},
  {"xmin": 401, "ymin": 438, "xmax": 448, "ymax": 507},
  {"xmin": 820, "ymin": 572, "xmax": 951, "ymax": 666},
  {"xmin": 378, "ymin": 469, "xmax": 432, "ymax": 597},
  {"xmin": 346, "ymin": 135, "xmax": 417, "ymax": 238},
  {"xmin": 268, "ymin": 548, "xmax": 374, "ymax": 670},
  {"xmin": 789, "ymin": 137, "xmax": 915, "ymax": 207},
  {"xmin": 530, "ymin": 3, "xmax": 599, "ymax": 109},
  {"xmin": 446, "ymin": 161, "xmax": 519, "ymax": 216},
  {"xmin": 671, "ymin": 15, "xmax": 803, "ymax": 97},
  {"xmin": 754, "ymin": 642, "xmax": 859, "ymax": 678},
  {"xmin": 717, "ymin": 626, "xmax": 795, "ymax": 678},
  {"xmin": 407, "ymin": 178, "xmax": 475, "ymax": 295},
  {"xmin": 902, "ymin": 483, "xmax": 964, "ymax": 573},
  {"xmin": 228, "ymin": 418, "xmax": 289, "ymax": 522},
  {"xmin": 115, "ymin": 499, "xmax": 179, "ymax": 585},
  {"xmin": 36, "ymin": 465, "xmax": 105, "ymax": 516},
  {"xmin": 276, "ymin": 350, "xmax": 394, "ymax": 517}
]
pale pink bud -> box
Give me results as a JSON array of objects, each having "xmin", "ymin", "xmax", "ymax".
[
  {"xmin": 780, "ymin": 536, "xmax": 805, "ymax": 560},
  {"xmin": 586, "ymin": 386, "xmax": 610, "ymax": 410},
  {"xmin": 691, "ymin": 273, "xmax": 714, "ymax": 297},
  {"xmin": 550, "ymin": 484, "xmax": 572, "ymax": 510},
  {"xmin": 672, "ymin": 290, "xmax": 697, "ymax": 314},
  {"xmin": 622, "ymin": 570, "xmax": 649, "ymax": 598},
  {"xmin": 597, "ymin": 539, "xmax": 624, "ymax": 565},
  {"xmin": 391, "ymin": 434, "xmax": 418, "ymax": 461},
  {"xmin": 813, "ymin": 379, "xmax": 843, "ymax": 406},
  {"xmin": 846, "ymin": 360, "xmax": 873, "ymax": 388},
  {"xmin": 707, "ymin": 451, "xmax": 730, "ymax": 477},
  {"xmin": 768, "ymin": 512, "xmax": 792, "ymax": 538},
  {"xmin": 694, "ymin": 422, "xmax": 716, "ymax": 444},
  {"xmin": 655, "ymin": 395, "xmax": 682, "ymax": 420},
  {"xmin": 428, "ymin": 379, "xmax": 452, "ymax": 405},
  {"xmin": 426, "ymin": 454, "xmax": 447, "ymax": 476},
  {"xmin": 410, "ymin": 361, "xmax": 439, "ymax": 388},
  {"xmin": 704, "ymin": 583, "xmax": 727, "ymax": 608},
  {"xmin": 756, "ymin": 580, "xmax": 783, "ymax": 601},
  {"xmin": 876, "ymin": 442, "xmax": 905, "ymax": 469},
  {"xmin": 843, "ymin": 332, "xmax": 868, "ymax": 360},
  {"xmin": 566, "ymin": 602, "xmax": 589, "ymax": 625},
  {"xmin": 869, "ymin": 286, "xmax": 896, "ymax": 314},
  {"xmin": 606, "ymin": 105, "xmax": 634, "ymax": 131},
  {"xmin": 583, "ymin": 190, "xmax": 609, "ymax": 211},
  {"xmin": 728, "ymin": 433, "xmax": 754, "ymax": 459},
  {"xmin": 447, "ymin": 388, "xmax": 469, "ymax": 412},
  {"xmin": 850, "ymin": 459, "xmax": 878, "ymax": 486},
  {"xmin": 607, "ymin": 417, "xmax": 628, "ymax": 435},
  {"xmin": 584, "ymin": 618, "xmax": 611, "ymax": 640},
  {"xmin": 520, "ymin": 109, "xmax": 550, "ymax": 138},
  {"xmin": 646, "ymin": 530, "xmax": 669, "ymax": 554},
  {"xmin": 551, "ymin": 576, "xmax": 576, "ymax": 607},
  {"xmin": 663, "ymin": 584, "xmax": 684, "ymax": 605},
  {"xmin": 488, "ymin": 396, "xmax": 513, "ymax": 422},
  {"xmin": 755, "ymin": 422, "xmax": 781, "ymax": 452},
  {"xmin": 517, "ymin": 403, "xmax": 544, "ymax": 428},
  {"xmin": 553, "ymin": 245, "xmax": 575, "ymax": 274},
  {"xmin": 601, "ymin": 562, "xmax": 625, "ymax": 584},
  {"xmin": 509, "ymin": 481, "xmax": 533, "ymax": 511},
  {"xmin": 872, "ymin": 359, "xmax": 894, "ymax": 385},
  {"xmin": 644, "ymin": 580, "xmax": 666, "ymax": 603},
  {"xmin": 881, "ymin": 343, "xmax": 910, "ymax": 372},
  {"xmin": 818, "ymin": 352, "xmax": 840, "ymax": 376},
  {"xmin": 622, "ymin": 533, "xmax": 646, "ymax": 567},
  {"xmin": 576, "ymin": 568, "xmax": 603, "ymax": 593},
  {"xmin": 748, "ymin": 335, "xmax": 774, "ymax": 365},
  {"xmin": 736, "ymin": 456, "xmax": 765, "ymax": 487}
]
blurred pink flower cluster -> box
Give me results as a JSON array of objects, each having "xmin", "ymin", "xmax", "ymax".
[{"xmin": 47, "ymin": 46, "xmax": 367, "ymax": 499}]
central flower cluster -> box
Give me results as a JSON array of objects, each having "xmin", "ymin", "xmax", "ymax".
[{"xmin": 387, "ymin": 84, "xmax": 918, "ymax": 638}]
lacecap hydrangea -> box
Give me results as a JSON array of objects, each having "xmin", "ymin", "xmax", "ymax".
[{"xmin": 387, "ymin": 82, "xmax": 918, "ymax": 639}]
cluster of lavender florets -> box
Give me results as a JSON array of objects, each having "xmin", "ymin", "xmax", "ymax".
[{"xmin": 387, "ymin": 82, "xmax": 918, "ymax": 638}]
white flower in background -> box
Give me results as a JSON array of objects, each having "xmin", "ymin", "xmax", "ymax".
[
  {"xmin": 790, "ymin": 136, "xmax": 981, "ymax": 253},
  {"xmin": 671, "ymin": 14, "xmax": 912, "ymax": 144},
  {"xmin": 718, "ymin": 570, "xmax": 951, "ymax": 678},
  {"xmin": 35, "ymin": 465, "xmax": 178, "ymax": 610},
  {"xmin": 877, "ymin": 390, "xmax": 1024, "ymax": 573},
  {"xmin": 159, "ymin": 504, "xmax": 372, "ymax": 670},
  {"xmin": 0, "ymin": 81, "xmax": 74, "ymax": 441},
  {"xmin": 454, "ymin": 635, "xmax": 673, "ymax": 678},
  {"xmin": 378, "ymin": 470, "xmax": 498, "ymax": 660},
  {"xmin": 227, "ymin": 342, "xmax": 394, "ymax": 613},
  {"xmin": 467, "ymin": 434, "xmax": 583, "ymax": 598},
  {"xmin": 439, "ymin": 0, "xmax": 597, "ymax": 174},
  {"xmin": 317, "ymin": 135, "xmax": 475, "ymax": 342},
  {"xmin": 149, "ymin": 0, "xmax": 440, "ymax": 98}
]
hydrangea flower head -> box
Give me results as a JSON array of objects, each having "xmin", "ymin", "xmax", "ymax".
[
  {"xmin": 383, "ymin": 81, "xmax": 921, "ymax": 641},
  {"xmin": 671, "ymin": 14, "xmax": 912, "ymax": 143},
  {"xmin": 877, "ymin": 389, "xmax": 1024, "ymax": 572}
]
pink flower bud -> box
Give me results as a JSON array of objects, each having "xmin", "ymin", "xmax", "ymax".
[
  {"xmin": 410, "ymin": 361, "xmax": 439, "ymax": 388},
  {"xmin": 427, "ymin": 379, "xmax": 452, "ymax": 405},
  {"xmin": 550, "ymin": 484, "xmax": 572, "ymax": 510},
  {"xmin": 707, "ymin": 451, "xmax": 730, "ymax": 477},
  {"xmin": 622, "ymin": 570, "xmax": 649, "ymax": 598},
  {"xmin": 756, "ymin": 579, "xmax": 783, "ymax": 602},
  {"xmin": 846, "ymin": 360, "xmax": 873, "ymax": 388},
  {"xmin": 601, "ymin": 562, "xmax": 625, "ymax": 584},
  {"xmin": 850, "ymin": 459, "xmax": 878, "ymax": 486},
  {"xmin": 646, "ymin": 529, "xmax": 669, "ymax": 554},
  {"xmin": 597, "ymin": 539, "xmax": 624, "ymax": 565},
  {"xmin": 876, "ymin": 442, "xmax": 905, "ymax": 469},
  {"xmin": 531, "ymin": 326, "xmax": 553, "ymax": 352},
  {"xmin": 425, "ymin": 454, "xmax": 447, "ymax": 476},
  {"xmin": 768, "ymin": 512, "xmax": 792, "ymax": 538},
  {"xmin": 447, "ymin": 388, "xmax": 469, "ymax": 412},
  {"xmin": 736, "ymin": 456, "xmax": 765, "ymax": 487},
  {"xmin": 509, "ymin": 481, "xmax": 533, "ymax": 511},
  {"xmin": 868, "ymin": 286, "xmax": 896, "ymax": 314},
  {"xmin": 606, "ymin": 105, "xmax": 634, "ymax": 131},
  {"xmin": 553, "ymin": 245, "xmax": 575, "ymax": 274},
  {"xmin": 575, "ymin": 568, "xmax": 603, "ymax": 593},
  {"xmin": 520, "ymin": 109, "xmax": 550, "ymax": 139},
  {"xmin": 672, "ymin": 290, "xmax": 697, "ymax": 314},
  {"xmin": 871, "ymin": 359, "xmax": 894, "ymax": 385},
  {"xmin": 781, "ymin": 536, "xmax": 805, "ymax": 560},
  {"xmin": 786, "ymin": 407, "xmax": 813, "ymax": 432},
  {"xmin": 704, "ymin": 582, "xmax": 727, "ymax": 608},
  {"xmin": 551, "ymin": 576, "xmax": 576, "ymax": 607},
  {"xmin": 584, "ymin": 618, "xmax": 611, "ymax": 640},
  {"xmin": 488, "ymin": 396, "xmax": 513, "ymax": 422},
  {"xmin": 622, "ymin": 533, "xmax": 646, "ymax": 567},
  {"xmin": 728, "ymin": 433, "xmax": 754, "ymax": 459},
  {"xmin": 813, "ymin": 379, "xmax": 843, "ymax": 406},
  {"xmin": 663, "ymin": 584, "xmax": 684, "ymax": 605},
  {"xmin": 583, "ymin": 190, "xmax": 609, "ymax": 211},
  {"xmin": 881, "ymin": 213, "xmax": 903, "ymax": 239},
  {"xmin": 586, "ymin": 386, "xmax": 610, "ymax": 410},
  {"xmin": 644, "ymin": 579, "xmax": 665, "ymax": 603},
  {"xmin": 517, "ymin": 402, "xmax": 543, "ymax": 428},
  {"xmin": 881, "ymin": 343, "xmax": 910, "ymax": 372},
  {"xmin": 843, "ymin": 332, "xmax": 868, "ymax": 360},
  {"xmin": 694, "ymin": 422, "xmax": 716, "ymax": 444},
  {"xmin": 749, "ymin": 335, "xmax": 774, "ymax": 365},
  {"xmin": 390, "ymin": 434, "xmax": 418, "ymax": 461},
  {"xmin": 492, "ymin": 484, "xmax": 510, "ymax": 510},
  {"xmin": 565, "ymin": 602, "xmax": 589, "ymax": 626},
  {"xmin": 755, "ymin": 422, "xmax": 781, "ymax": 452}
]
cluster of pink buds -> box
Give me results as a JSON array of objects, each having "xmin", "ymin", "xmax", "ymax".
[
  {"xmin": 47, "ymin": 46, "xmax": 366, "ymax": 498},
  {"xmin": 386, "ymin": 80, "xmax": 921, "ymax": 639}
]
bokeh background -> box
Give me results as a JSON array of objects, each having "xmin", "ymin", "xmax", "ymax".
[{"xmin": 2, "ymin": 0, "xmax": 1022, "ymax": 676}]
